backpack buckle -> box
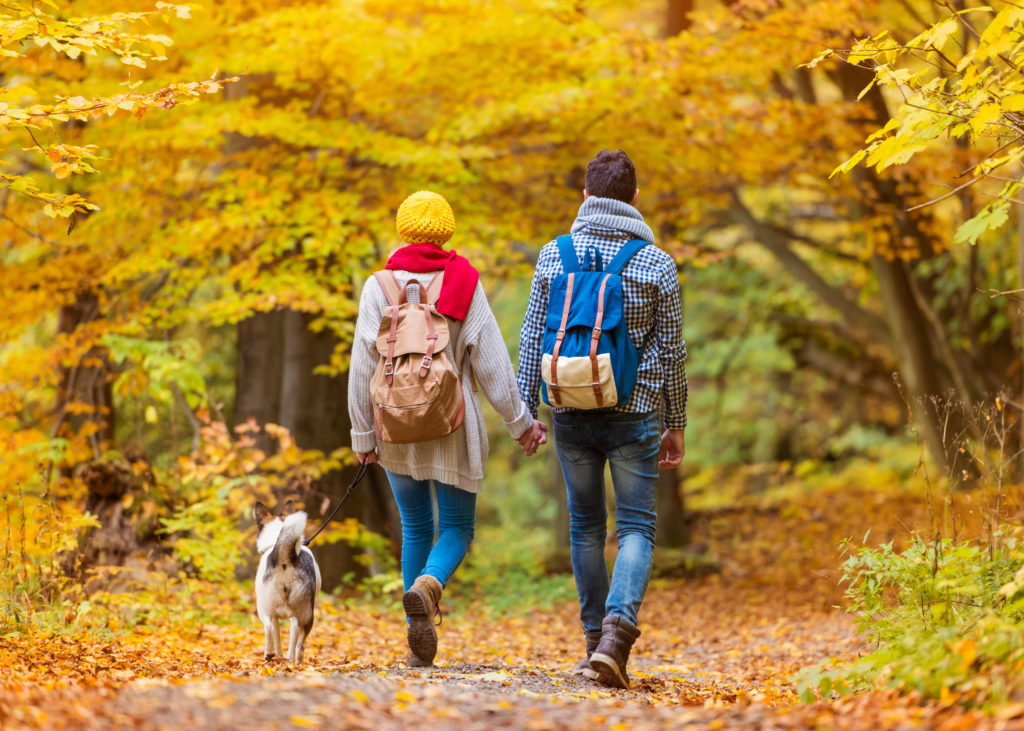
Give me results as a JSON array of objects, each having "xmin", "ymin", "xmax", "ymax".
[
  {"xmin": 384, "ymin": 362, "xmax": 394, "ymax": 377},
  {"xmin": 420, "ymin": 355, "xmax": 433, "ymax": 371}
]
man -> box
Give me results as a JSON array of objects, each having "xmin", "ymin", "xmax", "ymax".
[{"xmin": 517, "ymin": 149, "xmax": 687, "ymax": 688}]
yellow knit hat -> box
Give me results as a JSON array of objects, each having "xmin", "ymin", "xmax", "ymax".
[{"xmin": 395, "ymin": 191, "xmax": 455, "ymax": 245}]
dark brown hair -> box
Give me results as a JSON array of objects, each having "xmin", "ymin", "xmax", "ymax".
[{"xmin": 585, "ymin": 150, "xmax": 637, "ymax": 203}]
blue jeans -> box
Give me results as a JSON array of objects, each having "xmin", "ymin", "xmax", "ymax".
[
  {"xmin": 384, "ymin": 470, "xmax": 477, "ymax": 591},
  {"xmin": 553, "ymin": 411, "xmax": 660, "ymax": 631}
]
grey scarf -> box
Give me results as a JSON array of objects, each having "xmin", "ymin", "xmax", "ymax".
[{"xmin": 569, "ymin": 196, "xmax": 656, "ymax": 244}]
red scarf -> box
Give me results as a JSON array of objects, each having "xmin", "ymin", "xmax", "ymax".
[{"xmin": 385, "ymin": 243, "xmax": 479, "ymax": 321}]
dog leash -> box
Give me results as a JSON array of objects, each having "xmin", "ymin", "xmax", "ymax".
[{"xmin": 303, "ymin": 462, "xmax": 370, "ymax": 546}]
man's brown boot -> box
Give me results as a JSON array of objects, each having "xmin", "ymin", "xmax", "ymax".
[
  {"xmin": 572, "ymin": 629, "xmax": 603, "ymax": 677},
  {"xmin": 588, "ymin": 615, "xmax": 641, "ymax": 689},
  {"xmin": 403, "ymin": 574, "xmax": 443, "ymax": 666}
]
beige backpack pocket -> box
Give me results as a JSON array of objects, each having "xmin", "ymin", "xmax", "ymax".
[
  {"xmin": 541, "ymin": 353, "xmax": 617, "ymax": 410},
  {"xmin": 370, "ymin": 360, "xmax": 465, "ymax": 444}
]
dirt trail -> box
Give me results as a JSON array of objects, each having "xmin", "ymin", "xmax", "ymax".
[{"xmin": 92, "ymin": 604, "xmax": 984, "ymax": 730}]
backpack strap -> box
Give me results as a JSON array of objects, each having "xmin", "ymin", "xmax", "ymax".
[
  {"xmin": 548, "ymin": 272, "xmax": 576, "ymax": 406},
  {"xmin": 410, "ymin": 273, "xmax": 446, "ymax": 377},
  {"xmin": 557, "ymin": 234, "xmax": 607, "ymax": 272},
  {"xmin": 419, "ymin": 302, "xmax": 439, "ymax": 377},
  {"xmin": 375, "ymin": 270, "xmax": 403, "ymax": 307},
  {"xmin": 373, "ymin": 271, "xmax": 402, "ymax": 386},
  {"xmin": 391, "ymin": 277, "xmax": 441, "ymax": 377},
  {"xmin": 424, "ymin": 271, "xmax": 445, "ymax": 305},
  {"xmin": 605, "ymin": 239, "xmax": 648, "ymax": 275},
  {"xmin": 556, "ymin": 235, "xmax": 580, "ymax": 273},
  {"xmin": 588, "ymin": 273, "xmax": 614, "ymax": 408}
]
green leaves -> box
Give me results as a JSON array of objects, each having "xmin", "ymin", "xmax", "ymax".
[
  {"xmin": 103, "ymin": 334, "xmax": 208, "ymax": 410},
  {"xmin": 954, "ymin": 203, "xmax": 1010, "ymax": 246},
  {"xmin": 799, "ymin": 529, "xmax": 1024, "ymax": 707}
]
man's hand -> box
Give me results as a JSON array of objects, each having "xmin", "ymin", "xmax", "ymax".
[
  {"xmin": 357, "ymin": 450, "xmax": 379, "ymax": 465},
  {"xmin": 658, "ymin": 429, "xmax": 685, "ymax": 470},
  {"xmin": 517, "ymin": 419, "xmax": 548, "ymax": 456}
]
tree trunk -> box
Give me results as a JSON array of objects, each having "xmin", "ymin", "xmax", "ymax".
[
  {"xmin": 233, "ymin": 310, "xmax": 285, "ymax": 447},
  {"xmin": 828, "ymin": 63, "xmax": 964, "ymax": 473},
  {"xmin": 1017, "ymin": 181, "xmax": 1024, "ymax": 481},
  {"xmin": 656, "ymin": 468, "xmax": 688, "ymax": 547},
  {"xmin": 871, "ymin": 255, "xmax": 953, "ymax": 472},
  {"xmin": 664, "ymin": 0, "xmax": 694, "ymax": 36},
  {"xmin": 278, "ymin": 310, "xmax": 325, "ymax": 445},
  {"xmin": 57, "ymin": 290, "xmax": 114, "ymax": 456}
]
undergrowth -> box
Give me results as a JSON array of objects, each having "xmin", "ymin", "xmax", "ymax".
[
  {"xmin": 798, "ymin": 393, "xmax": 1024, "ymax": 708},
  {"xmin": 0, "ymin": 417, "xmax": 400, "ymax": 637},
  {"xmin": 799, "ymin": 530, "xmax": 1024, "ymax": 705},
  {"xmin": 455, "ymin": 524, "xmax": 576, "ymax": 616}
]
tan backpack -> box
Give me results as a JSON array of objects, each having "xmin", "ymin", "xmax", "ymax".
[{"xmin": 370, "ymin": 271, "xmax": 466, "ymax": 444}]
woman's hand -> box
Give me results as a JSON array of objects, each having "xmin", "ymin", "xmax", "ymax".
[
  {"xmin": 517, "ymin": 420, "xmax": 548, "ymax": 456},
  {"xmin": 358, "ymin": 450, "xmax": 379, "ymax": 464}
]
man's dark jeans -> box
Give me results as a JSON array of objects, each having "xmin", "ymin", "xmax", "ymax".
[{"xmin": 553, "ymin": 410, "xmax": 660, "ymax": 632}]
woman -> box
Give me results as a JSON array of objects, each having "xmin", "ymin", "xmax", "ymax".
[{"xmin": 348, "ymin": 190, "xmax": 546, "ymax": 666}]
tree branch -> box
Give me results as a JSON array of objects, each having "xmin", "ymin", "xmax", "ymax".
[{"xmin": 729, "ymin": 191, "xmax": 893, "ymax": 349}]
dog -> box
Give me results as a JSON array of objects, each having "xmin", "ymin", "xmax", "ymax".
[{"xmin": 254, "ymin": 500, "xmax": 321, "ymax": 664}]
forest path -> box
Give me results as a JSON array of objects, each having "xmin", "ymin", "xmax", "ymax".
[
  {"xmin": 62, "ymin": 582, "xmax": 982, "ymax": 730},
  {"xmin": 0, "ymin": 484, "xmax": 998, "ymax": 729},
  {"xmin": 101, "ymin": 603, "xmax": 865, "ymax": 731}
]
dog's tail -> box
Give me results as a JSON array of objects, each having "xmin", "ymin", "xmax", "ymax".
[{"xmin": 274, "ymin": 511, "xmax": 308, "ymax": 566}]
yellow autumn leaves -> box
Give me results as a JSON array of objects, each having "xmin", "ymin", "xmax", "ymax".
[{"xmin": 828, "ymin": 5, "xmax": 1024, "ymax": 245}]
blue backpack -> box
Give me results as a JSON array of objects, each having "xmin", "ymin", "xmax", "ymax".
[{"xmin": 540, "ymin": 235, "xmax": 648, "ymax": 410}]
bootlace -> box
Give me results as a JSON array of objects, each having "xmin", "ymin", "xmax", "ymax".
[{"xmin": 434, "ymin": 601, "xmax": 443, "ymax": 627}]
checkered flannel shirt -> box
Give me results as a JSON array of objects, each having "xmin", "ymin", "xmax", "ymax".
[{"xmin": 516, "ymin": 224, "xmax": 688, "ymax": 429}]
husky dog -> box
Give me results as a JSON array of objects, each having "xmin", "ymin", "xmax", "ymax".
[{"xmin": 254, "ymin": 500, "xmax": 322, "ymax": 664}]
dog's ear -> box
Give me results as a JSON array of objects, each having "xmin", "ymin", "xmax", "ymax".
[
  {"xmin": 254, "ymin": 502, "xmax": 272, "ymax": 527},
  {"xmin": 280, "ymin": 499, "xmax": 296, "ymax": 517}
]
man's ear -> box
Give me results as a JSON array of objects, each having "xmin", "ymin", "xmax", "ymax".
[
  {"xmin": 583, "ymin": 188, "xmax": 589, "ymax": 200},
  {"xmin": 631, "ymin": 188, "xmax": 639, "ymax": 206},
  {"xmin": 280, "ymin": 499, "xmax": 296, "ymax": 517},
  {"xmin": 255, "ymin": 502, "xmax": 272, "ymax": 527}
]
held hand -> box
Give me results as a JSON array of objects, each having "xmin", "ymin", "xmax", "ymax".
[
  {"xmin": 658, "ymin": 429, "xmax": 685, "ymax": 471},
  {"xmin": 516, "ymin": 421, "xmax": 542, "ymax": 456},
  {"xmin": 357, "ymin": 450, "xmax": 379, "ymax": 465},
  {"xmin": 535, "ymin": 420, "xmax": 548, "ymax": 449},
  {"xmin": 517, "ymin": 420, "xmax": 548, "ymax": 456}
]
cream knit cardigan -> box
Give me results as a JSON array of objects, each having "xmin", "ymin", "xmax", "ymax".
[{"xmin": 348, "ymin": 270, "xmax": 533, "ymax": 493}]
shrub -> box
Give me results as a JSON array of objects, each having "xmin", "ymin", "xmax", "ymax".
[{"xmin": 798, "ymin": 529, "xmax": 1024, "ymax": 706}]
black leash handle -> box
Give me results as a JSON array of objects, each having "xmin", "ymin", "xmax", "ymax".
[{"xmin": 304, "ymin": 461, "xmax": 369, "ymax": 546}]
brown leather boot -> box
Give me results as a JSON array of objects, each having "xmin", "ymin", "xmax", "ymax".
[
  {"xmin": 403, "ymin": 574, "xmax": 443, "ymax": 666},
  {"xmin": 572, "ymin": 629, "xmax": 603, "ymax": 676},
  {"xmin": 406, "ymin": 653, "xmax": 433, "ymax": 668},
  {"xmin": 588, "ymin": 615, "xmax": 641, "ymax": 688}
]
